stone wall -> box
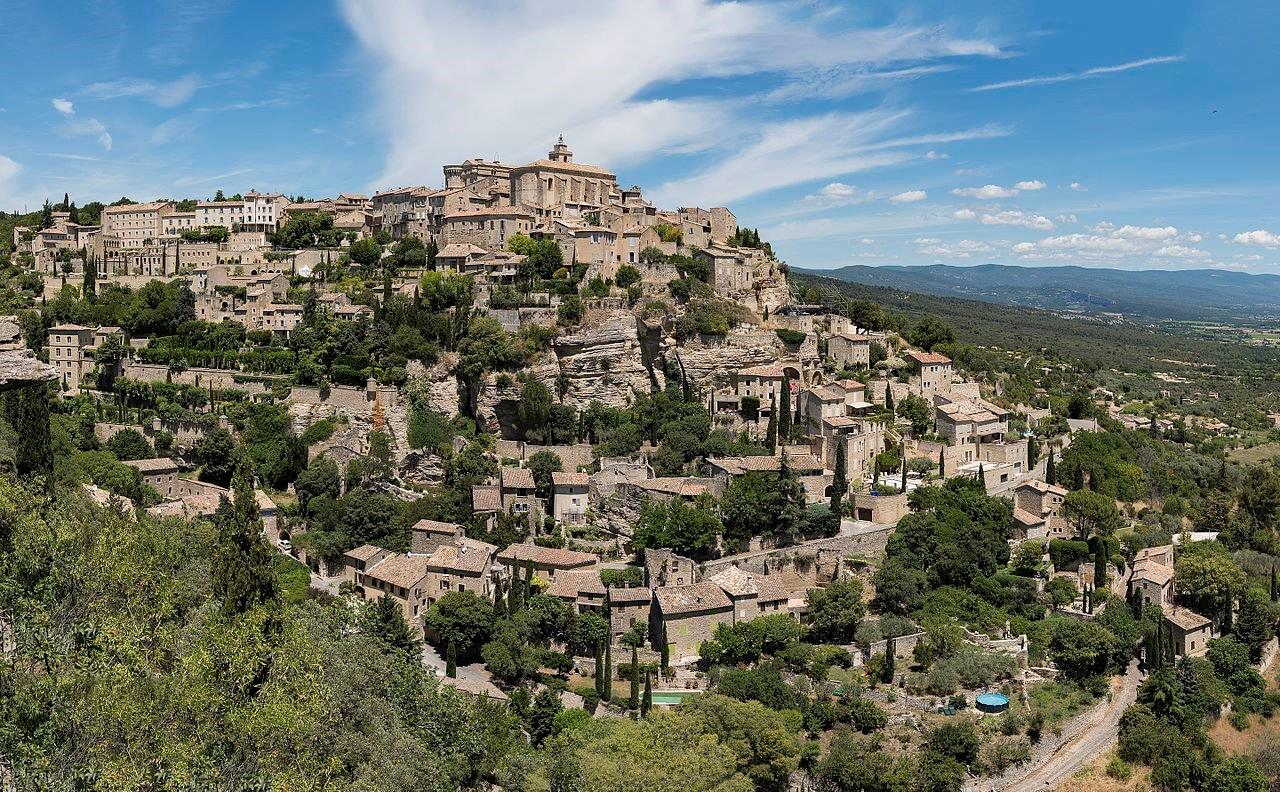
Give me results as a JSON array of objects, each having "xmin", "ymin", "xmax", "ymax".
[
  {"xmin": 95, "ymin": 416, "xmax": 223, "ymax": 447},
  {"xmin": 495, "ymin": 440, "xmax": 595, "ymax": 472},
  {"xmin": 284, "ymin": 383, "xmax": 400, "ymax": 413},
  {"xmin": 701, "ymin": 524, "xmax": 894, "ymax": 584},
  {"xmin": 122, "ymin": 362, "xmax": 271, "ymax": 394}
]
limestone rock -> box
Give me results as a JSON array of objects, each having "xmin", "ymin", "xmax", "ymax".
[
  {"xmin": 668, "ymin": 329, "xmax": 786, "ymax": 395},
  {"xmin": 552, "ymin": 314, "xmax": 655, "ymax": 408},
  {"xmin": 0, "ymin": 352, "xmax": 56, "ymax": 391}
]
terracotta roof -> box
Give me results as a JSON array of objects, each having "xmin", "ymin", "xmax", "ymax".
[
  {"xmin": 708, "ymin": 565, "xmax": 758, "ymax": 597},
  {"xmin": 832, "ymin": 332, "xmax": 871, "ymax": 343},
  {"xmin": 512, "ymin": 158, "xmax": 616, "ymax": 177},
  {"xmin": 500, "ymin": 466, "xmax": 536, "ymax": 490},
  {"xmin": 121, "ymin": 458, "xmax": 178, "ymax": 473},
  {"xmin": 426, "ymin": 539, "xmax": 496, "ymax": 575},
  {"xmin": 1012, "ymin": 507, "xmax": 1043, "ymax": 526},
  {"xmin": 907, "ymin": 351, "xmax": 952, "ymax": 365},
  {"xmin": 104, "ymin": 201, "xmax": 171, "ymax": 214},
  {"xmin": 413, "ymin": 519, "xmax": 463, "ymax": 535},
  {"xmin": 346, "ymin": 544, "xmax": 387, "ymax": 562},
  {"xmin": 608, "ymin": 586, "xmax": 653, "ymax": 604},
  {"xmin": 552, "ymin": 471, "xmax": 590, "ymax": 487},
  {"xmin": 655, "ymin": 581, "xmax": 733, "ymax": 616},
  {"xmin": 936, "ymin": 397, "xmax": 1007, "ymax": 425},
  {"xmin": 1134, "ymin": 545, "xmax": 1174, "ymax": 563},
  {"xmin": 810, "ymin": 385, "xmax": 845, "ymax": 401},
  {"xmin": 546, "ymin": 569, "xmax": 606, "ymax": 599},
  {"xmin": 498, "ymin": 543, "xmax": 597, "ymax": 569},
  {"xmin": 472, "ymin": 485, "xmax": 502, "ymax": 512},
  {"xmin": 756, "ymin": 570, "xmax": 806, "ymax": 603},
  {"xmin": 1017, "ymin": 479, "xmax": 1068, "ymax": 497},
  {"xmin": 364, "ymin": 554, "xmax": 431, "ymax": 589},
  {"xmin": 1132, "ymin": 559, "xmax": 1174, "ymax": 586},
  {"xmin": 1163, "ymin": 605, "xmax": 1212, "ymax": 631},
  {"xmin": 443, "ymin": 208, "xmax": 533, "ymax": 220},
  {"xmin": 437, "ymin": 243, "xmax": 488, "ymax": 258},
  {"xmin": 737, "ymin": 364, "xmax": 786, "ymax": 379}
]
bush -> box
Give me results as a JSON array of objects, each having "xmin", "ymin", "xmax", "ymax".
[
  {"xmin": 775, "ymin": 328, "xmax": 807, "ymax": 345},
  {"xmin": 1229, "ymin": 710, "xmax": 1251, "ymax": 731},
  {"xmin": 1105, "ymin": 755, "xmax": 1133, "ymax": 781}
]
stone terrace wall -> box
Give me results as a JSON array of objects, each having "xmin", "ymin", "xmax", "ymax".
[{"xmin": 123, "ymin": 362, "xmax": 270, "ymax": 394}]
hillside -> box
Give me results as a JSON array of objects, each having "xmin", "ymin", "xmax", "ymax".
[{"xmin": 798, "ymin": 263, "xmax": 1280, "ymax": 322}]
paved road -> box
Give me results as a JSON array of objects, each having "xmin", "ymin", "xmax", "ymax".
[{"xmin": 995, "ymin": 661, "xmax": 1141, "ymax": 792}]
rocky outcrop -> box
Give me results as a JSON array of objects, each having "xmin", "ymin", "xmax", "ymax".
[
  {"xmin": 397, "ymin": 449, "xmax": 446, "ymax": 487},
  {"xmin": 551, "ymin": 314, "xmax": 655, "ymax": 408},
  {"xmin": 0, "ymin": 352, "xmax": 56, "ymax": 391},
  {"xmin": 667, "ymin": 329, "xmax": 786, "ymax": 395},
  {"xmin": 408, "ymin": 357, "xmax": 462, "ymax": 418}
]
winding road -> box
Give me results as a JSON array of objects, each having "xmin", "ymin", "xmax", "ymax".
[{"xmin": 994, "ymin": 661, "xmax": 1141, "ymax": 792}]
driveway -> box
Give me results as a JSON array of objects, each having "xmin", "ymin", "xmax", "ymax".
[{"xmin": 995, "ymin": 661, "xmax": 1141, "ymax": 791}]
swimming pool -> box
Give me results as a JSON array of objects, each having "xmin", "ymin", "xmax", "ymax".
[{"xmin": 651, "ymin": 690, "xmax": 701, "ymax": 706}]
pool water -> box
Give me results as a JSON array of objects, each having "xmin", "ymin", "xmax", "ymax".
[{"xmin": 651, "ymin": 691, "xmax": 700, "ymax": 706}]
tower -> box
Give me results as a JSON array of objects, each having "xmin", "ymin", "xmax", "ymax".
[{"xmin": 549, "ymin": 135, "xmax": 573, "ymax": 163}]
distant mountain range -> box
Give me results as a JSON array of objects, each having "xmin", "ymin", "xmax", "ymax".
[{"xmin": 797, "ymin": 264, "xmax": 1280, "ymax": 322}]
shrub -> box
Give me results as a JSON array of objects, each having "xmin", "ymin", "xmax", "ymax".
[
  {"xmin": 775, "ymin": 328, "xmax": 807, "ymax": 345},
  {"xmin": 1105, "ymin": 755, "xmax": 1134, "ymax": 781}
]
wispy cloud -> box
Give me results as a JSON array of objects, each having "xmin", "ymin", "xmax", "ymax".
[
  {"xmin": 890, "ymin": 190, "xmax": 927, "ymax": 203},
  {"xmin": 970, "ymin": 55, "xmax": 1183, "ymax": 92},
  {"xmin": 174, "ymin": 167, "xmax": 255, "ymax": 186},
  {"xmin": 52, "ymin": 98, "xmax": 74, "ymax": 115},
  {"xmin": 82, "ymin": 74, "xmax": 202, "ymax": 107},
  {"xmin": 0, "ymin": 155, "xmax": 23, "ymax": 208},
  {"xmin": 50, "ymin": 99, "xmax": 112, "ymax": 151},
  {"xmin": 340, "ymin": 0, "xmax": 1005, "ymax": 199}
]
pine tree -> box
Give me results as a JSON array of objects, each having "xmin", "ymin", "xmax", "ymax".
[
  {"xmin": 778, "ymin": 379, "xmax": 792, "ymax": 444},
  {"xmin": 641, "ymin": 669, "xmax": 653, "ymax": 716},
  {"xmin": 446, "ymin": 641, "xmax": 458, "ymax": 678},
  {"xmin": 765, "ymin": 394, "xmax": 778, "ymax": 449},
  {"xmin": 629, "ymin": 646, "xmax": 640, "ymax": 710},
  {"xmin": 369, "ymin": 593, "xmax": 420, "ymax": 656},
  {"xmin": 211, "ymin": 453, "xmax": 279, "ymax": 617},
  {"xmin": 830, "ymin": 441, "xmax": 848, "ymax": 517},
  {"xmin": 1046, "ymin": 449, "xmax": 1056, "ymax": 483}
]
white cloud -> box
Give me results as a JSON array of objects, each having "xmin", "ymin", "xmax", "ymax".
[
  {"xmin": 1111, "ymin": 224, "xmax": 1178, "ymax": 240},
  {"xmin": 889, "ymin": 189, "xmax": 927, "ymax": 203},
  {"xmin": 51, "ymin": 98, "xmax": 74, "ymax": 116},
  {"xmin": 979, "ymin": 210, "xmax": 1055, "ymax": 230},
  {"xmin": 1070, "ymin": 182, "xmax": 1086, "ymax": 191},
  {"xmin": 1234, "ymin": 229, "xmax": 1280, "ymax": 247},
  {"xmin": 970, "ymin": 55, "xmax": 1184, "ymax": 92},
  {"xmin": 916, "ymin": 238, "xmax": 994, "ymax": 258},
  {"xmin": 803, "ymin": 181, "xmax": 869, "ymax": 208},
  {"xmin": 51, "ymin": 96, "xmax": 111, "ymax": 150},
  {"xmin": 857, "ymin": 238, "xmax": 875, "ymax": 244},
  {"xmin": 339, "ymin": 0, "xmax": 1005, "ymax": 202},
  {"xmin": 952, "ymin": 184, "xmax": 1019, "ymax": 199},
  {"xmin": 1153, "ymin": 244, "xmax": 1210, "ymax": 259},
  {"xmin": 0, "ymin": 155, "xmax": 22, "ymax": 207},
  {"xmin": 926, "ymin": 150, "xmax": 948, "ymax": 160},
  {"xmin": 1055, "ymin": 214, "xmax": 1078, "ymax": 224},
  {"xmin": 1013, "ymin": 179, "xmax": 1045, "ymax": 191},
  {"xmin": 951, "ymin": 208, "xmax": 976, "ymax": 220},
  {"xmin": 82, "ymin": 74, "xmax": 202, "ymax": 107},
  {"xmin": 914, "ymin": 237, "xmax": 942, "ymax": 245}
]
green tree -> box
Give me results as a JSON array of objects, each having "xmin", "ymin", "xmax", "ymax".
[
  {"xmin": 778, "ymin": 379, "xmax": 792, "ymax": 443},
  {"xmin": 907, "ymin": 315, "xmax": 955, "ymax": 352},
  {"xmin": 1174, "ymin": 550, "xmax": 1245, "ymax": 619},
  {"xmin": 425, "ymin": 590, "xmax": 495, "ymax": 660},
  {"xmin": 629, "ymin": 645, "xmax": 640, "ymax": 710},
  {"xmin": 830, "ymin": 441, "xmax": 848, "ymax": 518},
  {"xmin": 193, "ymin": 426, "xmax": 238, "ymax": 487},
  {"xmin": 365, "ymin": 593, "xmax": 421, "ymax": 657},
  {"xmin": 1062, "ymin": 489, "xmax": 1123, "ymax": 540},
  {"xmin": 681, "ymin": 693, "xmax": 803, "ymax": 789},
  {"xmin": 1235, "ymin": 590, "xmax": 1273, "ymax": 663},
  {"xmin": 446, "ymin": 641, "xmax": 458, "ymax": 677},
  {"xmin": 527, "ymin": 451, "xmax": 562, "ymax": 502},
  {"xmin": 807, "ymin": 578, "xmax": 866, "ymax": 643},
  {"xmin": 211, "ymin": 454, "xmax": 279, "ymax": 617},
  {"xmin": 106, "ymin": 428, "xmax": 152, "ymax": 461}
]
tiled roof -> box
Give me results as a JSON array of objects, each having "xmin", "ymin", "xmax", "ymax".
[
  {"xmin": 512, "ymin": 158, "xmax": 616, "ymax": 177},
  {"xmin": 608, "ymin": 586, "xmax": 653, "ymax": 604},
  {"xmin": 1134, "ymin": 545, "xmax": 1174, "ymax": 563},
  {"xmin": 737, "ymin": 364, "xmax": 786, "ymax": 379},
  {"xmin": 471, "ymin": 485, "xmax": 503, "ymax": 512},
  {"xmin": 1017, "ymin": 479, "xmax": 1068, "ymax": 497},
  {"xmin": 498, "ymin": 542, "xmax": 597, "ymax": 569},
  {"xmin": 552, "ymin": 471, "xmax": 590, "ymax": 487},
  {"xmin": 345, "ymin": 544, "xmax": 387, "ymax": 562},
  {"xmin": 907, "ymin": 351, "xmax": 952, "ymax": 365},
  {"xmin": 708, "ymin": 565, "xmax": 757, "ymax": 597},
  {"xmin": 426, "ymin": 539, "xmax": 496, "ymax": 575},
  {"xmin": 546, "ymin": 569, "xmax": 606, "ymax": 598},
  {"xmin": 655, "ymin": 581, "xmax": 733, "ymax": 616},
  {"xmin": 121, "ymin": 457, "xmax": 178, "ymax": 473},
  {"xmin": 1012, "ymin": 507, "xmax": 1043, "ymax": 526},
  {"xmin": 756, "ymin": 570, "xmax": 806, "ymax": 603},
  {"xmin": 413, "ymin": 519, "xmax": 463, "ymax": 535},
  {"xmin": 1163, "ymin": 605, "xmax": 1212, "ymax": 631},
  {"xmin": 500, "ymin": 466, "xmax": 536, "ymax": 490},
  {"xmin": 437, "ymin": 243, "xmax": 488, "ymax": 258},
  {"xmin": 1132, "ymin": 559, "xmax": 1174, "ymax": 586},
  {"xmin": 364, "ymin": 554, "xmax": 431, "ymax": 589}
]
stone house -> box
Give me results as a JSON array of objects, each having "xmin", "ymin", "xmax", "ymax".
[
  {"xmin": 1163, "ymin": 605, "xmax": 1214, "ymax": 657},
  {"xmin": 651, "ymin": 581, "xmax": 735, "ymax": 660},
  {"xmin": 933, "ymin": 394, "xmax": 1010, "ymax": 459},
  {"xmin": 343, "ymin": 544, "xmax": 391, "ymax": 585},
  {"xmin": 410, "ymin": 519, "xmax": 468, "ymax": 555},
  {"xmin": 440, "ymin": 207, "xmax": 534, "ymax": 251},
  {"xmin": 608, "ymin": 585, "xmax": 653, "ymax": 639},
  {"xmin": 551, "ymin": 471, "xmax": 590, "ymax": 525},
  {"xmin": 48, "ymin": 324, "xmax": 125, "ymax": 392},
  {"xmin": 906, "ymin": 351, "xmax": 952, "ymax": 399},
  {"xmin": 499, "ymin": 466, "xmax": 539, "ymax": 518},
  {"xmin": 121, "ymin": 457, "xmax": 179, "ymax": 498},
  {"xmin": 644, "ymin": 548, "xmax": 697, "ymax": 588},
  {"xmin": 357, "ymin": 554, "xmax": 432, "ymax": 630},
  {"xmin": 1130, "ymin": 557, "xmax": 1175, "ymax": 608},
  {"xmin": 1013, "ymin": 479, "xmax": 1068, "ymax": 522},
  {"xmin": 545, "ymin": 568, "xmax": 607, "ymax": 614},
  {"xmin": 496, "ymin": 542, "xmax": 597, "ymax": 584},
  {"xmin": 422, "ymin": 537, "xmax": 497, "ymax": 606},
  {"xmin": 828, "ymin": 332, "xmax": 871, "ymax": 370},
  {"xmin": 707, "ymin": 566, "xmax": 762, "ymax": 624},
  {"xmin": 509, "ymin": 138, "xmax": 618, "ymax": 221}
]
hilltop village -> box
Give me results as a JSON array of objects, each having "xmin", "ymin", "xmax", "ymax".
[{"xmin": 3, "ymin": 140, "xmax": 1279, "ymax": 791}]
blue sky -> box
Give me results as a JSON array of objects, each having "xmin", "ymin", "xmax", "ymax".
[{"xmin": 3, "ymin": 1, "xmax": 1280, "ymax": 272}]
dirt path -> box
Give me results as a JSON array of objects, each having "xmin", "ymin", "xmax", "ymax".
[{"xmin": 994, "ymin": 662, "xmax": 1141, "ymax": 792}]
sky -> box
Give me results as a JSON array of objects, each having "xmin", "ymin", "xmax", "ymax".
[{"xmin": 3, "ymin": 1, "xmax": 1280, "ymax": 272}]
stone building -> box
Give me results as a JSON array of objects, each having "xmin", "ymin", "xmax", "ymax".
[
  {"xmin": 907, "ymin": 351, "xmax": 953, "ymax": 399},
  {"xmin": 496, "ymin": 542, "xmax": 597, "ymax": 584},
  {"xmin": 509, "ymin": 137, "xmax": 618, "ymax": 220},
  {"xmin": 551, "ymin": 471, "xmax": 589, "ymax": 525},
  {"xmin": 121, "ymin": 457, "xmax": 179, "ymax": 498},
  {"xmin": 828, "ymin": 332, "xmax": 871, "ymax": 370},
  {"xmin": 651, "ymin": 581, "xmax": 734, "ymax": 660},
  {"xmin": 47, "ymin": 324, "xmax": 124, "ymax": 392}
]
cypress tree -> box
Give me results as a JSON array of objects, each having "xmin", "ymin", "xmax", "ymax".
[
  {"xmin": 765, "ymin": 394, "xmax": 778, "ymax": 449},
  {"xmin": 493, "ymin": 579, "xmax": 507, "ymax": 618},
  {"xmin": 976, "ymin": 462, "xmax": 985, "ymax": 487},
  {"xmin": 1094, "ymin": 546, "xmax": 1108, "ymax": 588},
  {"xmin": 938, "ymin": 448, "xmax": 945, "ymax": 479},
  {"xmin": 446, "ymin": 641, "xmax": 458, "ymax": 678},
  {"xmin": 660, "ymin": 635, "xmax": 670, "ymax": 670},
  {"xmin": 641, "ymin": 669, "xmax": 653, "ymax": 716},
  {"xmin": 1046, "ymin": 449, "xmax": 1056, "ymax": 484},
  {"xmin": 882, "ymin": 636, "xmax": 896, "ymax": 684},
  {"xmin": 629, "ymin": 646, "xmax": 640, "ymax": 710},
  {"xmin": 9, "ymin": 386, "xmax": 52, "ymax": 477},
  {"xmin": 1072, "ymin": 463, "xmax": 1084, "ymax": 492},
  {"xmin": 1027, "ymin": 436, "xmax": 1039, "ymax": 469},
  {"xmin": 884, "ymin": 385, "xmax": 895, "ymax": 416},
  {"xmin": 1271, "ymin": 566, "xmax": 1277, "ymax": 603},
  {"xmin": 603, "ymin": 640, "xmax": 612, "ymax": 702},
  {"xmin": 779, "ymin": 379, "xmax": 792, "ymax": 444},
  {"xmin": 594, "ymin": 644, "xmax": 605, "ymax": 698},
  {"xmin": 900, "ymin": 456, "xmax": 907, "ymax": 491},
  {"xmin": 211, "ymin": 453, "xmax": 278, "ymax": 617},
  {"xmin": 830, "ymin": 441, "xmax": 848, "ymax": 517},
  {"xmin": 83, "ymin": 254, "xmax": 96, "ymax": 299}
]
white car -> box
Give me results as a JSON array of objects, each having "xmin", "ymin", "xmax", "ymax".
[{"xmin": 277, "ymin": 538, "xmax": 292, "ymax": 552}]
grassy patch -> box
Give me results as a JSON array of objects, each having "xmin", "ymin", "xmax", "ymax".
[
  {"xmin": 1228, "ymin": 442, "xmax": 1280, "ymax": 466},
  {"xmin": 1027, "ymin": 682, "xmax": 1098, "ymax": 727},
  {"xmin": 273, "ymin": 554, "xmax": 312, "ymax": 604}
]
